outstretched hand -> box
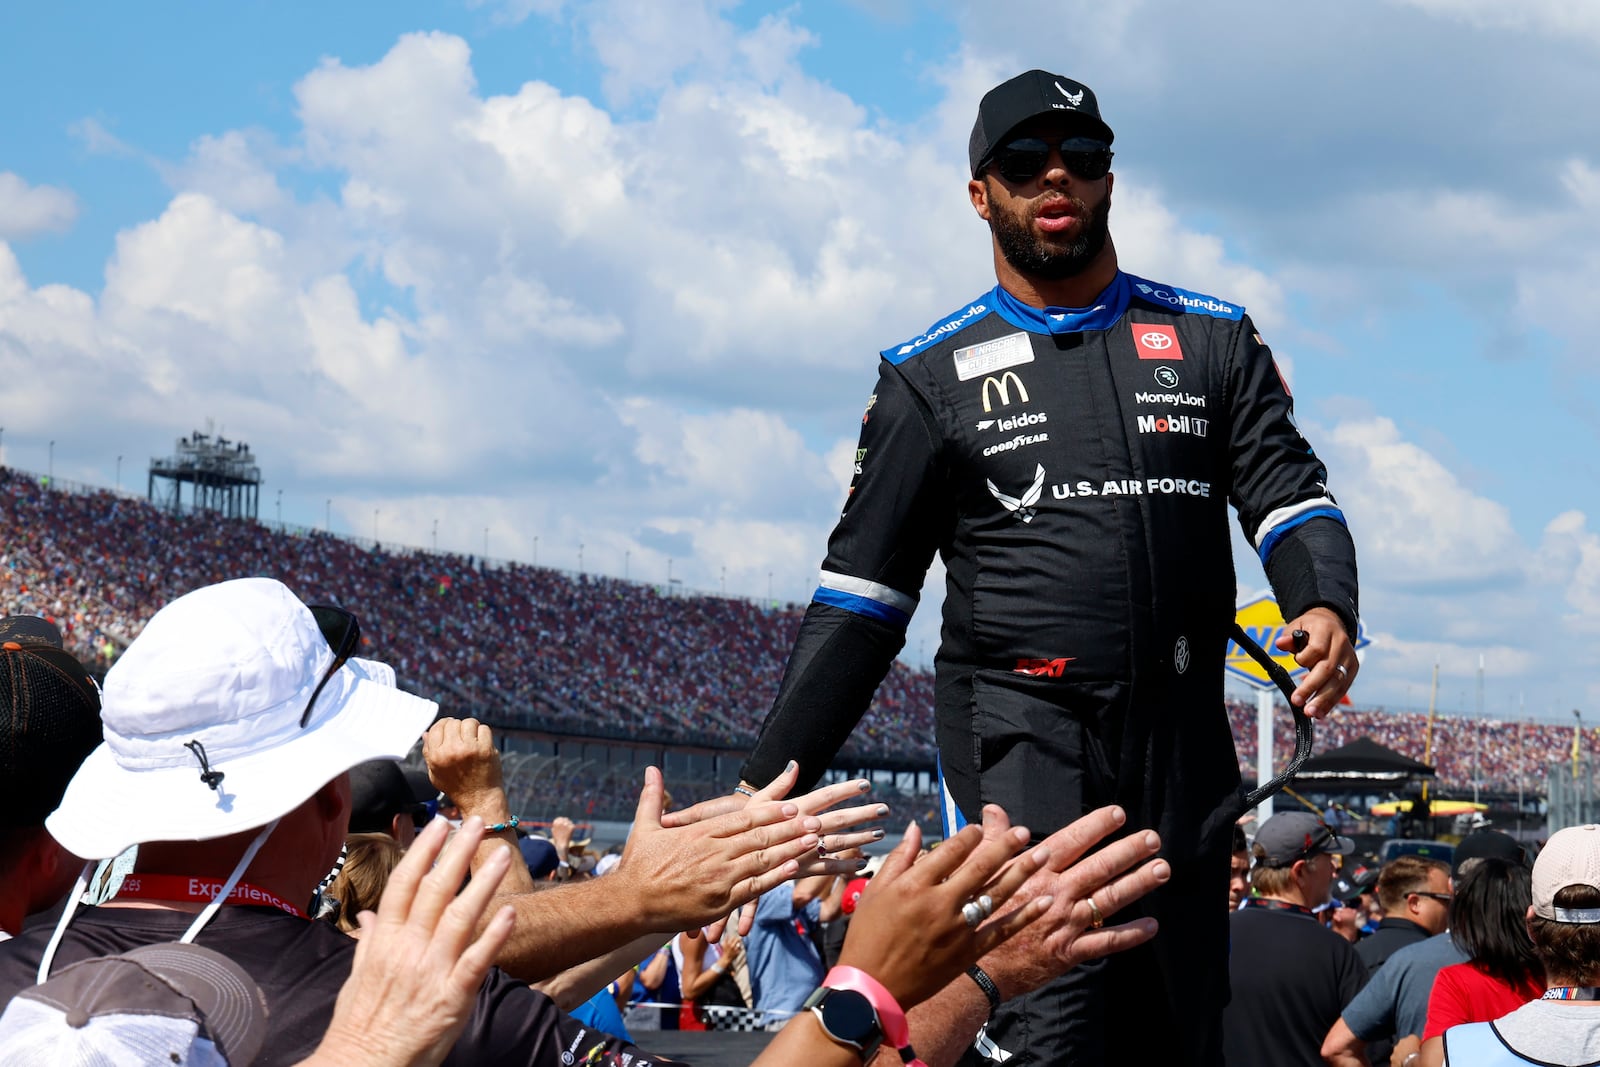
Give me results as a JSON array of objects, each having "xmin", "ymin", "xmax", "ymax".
[
  {"xmin": 300, "ymin": 816, "xmax": 517, "ymax": 1067},
  {"xmin": 665, "ymin": 760, "xmax": 886, "ymax": 938},
  {"xmin": 975, "ymin": 805, "xmax": 1170, "ymax": 1001},
  {"xmin": 837, "ymin": 806, "xmax": 1053, "ymax": 1010},
  {"xmin": 616, "ymin": 766, "xmax": 846, "ymax": 932}
]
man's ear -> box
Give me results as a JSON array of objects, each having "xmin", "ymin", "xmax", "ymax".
[
  {"xmin": 969, "ymin": 176, "xmax": 992, "ymax": 221},
  {"xmin": 314, "ymin": 773, "xmax": 351, "ymax": 823}
]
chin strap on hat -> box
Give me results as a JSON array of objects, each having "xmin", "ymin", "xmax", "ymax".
[
  {"xmin": 184, "ymin": 740, "xmax": 226, "ymax": 791},
  {"xmin": 180, "ymin": 818, "xmax": 278, "ymax": 944},
  {"xmin": 35, "ymin": 818, "xmax": 282, "ymax": 983}
]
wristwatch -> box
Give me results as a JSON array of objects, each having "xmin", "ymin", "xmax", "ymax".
[{"xmin": 803, "ymin": 986, "xmax": 884, "ymax": 1061}]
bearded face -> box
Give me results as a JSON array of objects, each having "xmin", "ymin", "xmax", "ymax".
[{"xmin": 984, "ymin": 176, "xmax": 1111, "ymax": 282}]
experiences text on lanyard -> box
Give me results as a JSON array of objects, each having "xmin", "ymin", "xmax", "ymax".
[{"xmin": 114, "ymin": 874, "xmax": 307, "ymax": 920}]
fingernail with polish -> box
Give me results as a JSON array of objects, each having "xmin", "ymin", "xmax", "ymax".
[
  {"xmin": 871, "ymin": 829, "xmax": 885, "ymax": 840},
  {"xmin": 876, "ymin": 805, "xmax": 889, "ymax": 817},
  {"xmin": 858, "ymin": 779, "xmax": 871, "ymax": 792}
]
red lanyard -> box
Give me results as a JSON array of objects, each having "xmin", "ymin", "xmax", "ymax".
[
  {"xmin": 114, "ymin": 874, "xmax": 307, "ymax": 920},
  {"xmin": 1242, "ymin": 897, "xmax": 1313, "ymax": 918}
]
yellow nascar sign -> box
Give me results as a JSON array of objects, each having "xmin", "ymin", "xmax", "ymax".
[{"xmin": 1225, "ymin": 593, "xmax": 1370, "ymax": 689}]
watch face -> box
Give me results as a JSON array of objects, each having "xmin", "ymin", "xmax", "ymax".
[{"xmin": 815, "ymin": 988, "xmax": 880, "ymax": 1045}]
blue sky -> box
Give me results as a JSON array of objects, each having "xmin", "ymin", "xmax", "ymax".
[{"xmin": 4, "ymin": 0, "xmax": 1600, "ymax": 723}]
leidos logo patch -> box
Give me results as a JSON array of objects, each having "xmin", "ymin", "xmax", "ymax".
[{"xmin": 1133, "ymin": 324, "xmax": 1182, "ymax": 360}]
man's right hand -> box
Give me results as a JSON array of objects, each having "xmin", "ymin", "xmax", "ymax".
[
  {"xmin": 423, "ymin": 717, "xmax": 506, "ymax": 813},
  {"xmin": 976, "ymin": 806, "xmax": 1169, "ymax": 1000},
  {"xmin": 613, "ymin": 766, "xmax": 852, "ymax": 931}
]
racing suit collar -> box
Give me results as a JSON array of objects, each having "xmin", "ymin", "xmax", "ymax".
[{"xmin": 990, "ymin": 271, "xmax": 1130, "ymax": 336}]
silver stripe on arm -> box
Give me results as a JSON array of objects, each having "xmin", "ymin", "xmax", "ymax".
[{"xmin": 817, "ymin": 569, "xmax": 919, "ymax": 615}]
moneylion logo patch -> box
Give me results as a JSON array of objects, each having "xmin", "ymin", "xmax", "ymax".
[{"xmin": 988, "ymin": 464, "xmax": 1046, "ymax": 524}]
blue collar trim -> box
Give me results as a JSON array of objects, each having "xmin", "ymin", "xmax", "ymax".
[{"xmin": 989, "ymin": 272, "xmax": 1131, "ymax": 336}]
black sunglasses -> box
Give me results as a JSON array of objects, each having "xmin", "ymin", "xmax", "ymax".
[
  {"xmin": 1410, "ymin": 891, "xmax": 1453, "ymax": 904},
  {"xmin": 300, "ymin": 604, "xmax": 362, "ymax": 728},
  {"xmin": 989, "ymin": 137, "xmax": 1114, "ymax": 185}
]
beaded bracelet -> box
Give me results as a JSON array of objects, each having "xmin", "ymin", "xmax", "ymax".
[{"xmin": 485, "ymin": 816, "xmax": 520, "ymax": 833}]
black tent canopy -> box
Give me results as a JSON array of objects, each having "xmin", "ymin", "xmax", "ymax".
[{"xmin": 1290, "ymin": 735, "xmax": 1435, "ymax": 792}]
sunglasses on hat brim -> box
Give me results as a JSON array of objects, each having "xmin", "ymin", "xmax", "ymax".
[{"xmin": 299, "ymin": 604, "xmax": 362, "ymax": 728}]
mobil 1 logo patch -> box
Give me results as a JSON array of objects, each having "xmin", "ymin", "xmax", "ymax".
[{"xmin": 1137, "ymin": 412, "xmax": 1208, "ymax": 438}]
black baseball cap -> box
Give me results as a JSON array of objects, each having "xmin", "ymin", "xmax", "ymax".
[
  {"xmin": 969, "ymin": 70, "xmax": 1115, "ymax": 177},
  {"xmin": 1333, "ymin": 863, "xmax": 1380, "ymax": 904},
  {"xmin": 1253, "ymin": 812, "xmax": 1355, "ymax": 869},
  {"xmin": 348, "ymin": 759, "xmax": 427, "ymax": 835},
  {"xmin": 1453, "ymin": 829, "xmax": 1526, "ymax": 876},
  {"xmin": 1, "ymin": 618, "xmax": 104, "ymax": 827}
]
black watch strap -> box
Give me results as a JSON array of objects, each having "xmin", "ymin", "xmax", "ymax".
[{"xmin": 966, "ymin": 965, "xmax": 1002, "ymax": 1019}]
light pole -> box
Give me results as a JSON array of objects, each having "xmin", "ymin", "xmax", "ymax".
[
  {"xmin": 767, "ymin": 571, "xmax": 773, "ymax": 602},
  {"xmin": 533, "ymin": 536, "xmax": 539, "ymax": 567},
  {"xmin": 667, "ymin": 558, "xmax": 674, "ymax": 585},
  {"xmin": 116, "ymin": 454, "xmax": 122, "ymax": 491},
  {"xmin": 432, "ymin": 518, "xmax": 438, "ymax": 552},
  {"xmin": 275, "ymin": 489, "xmax": 282, "ymax": 526},
  {"xmin": 373, "ymin": 508, "xmax": 380, "ymax": 545},
  {"xmin": 578, "ymin": 542, "xmax": 584, "ymax": 574},
  {"xmin": 325, "ymin": 499, "xmax": 331, "ymax": 532},
  {"xmin": 48, "ymin": 440, "xmax": 54, "ymax": 484},
  {"xmin": 625, "ymin": 550, "xmax": 630, "ymax": 580},
  {"xmin": 720, "ymin": 565, "xmax": 726, "ymax": 595}
]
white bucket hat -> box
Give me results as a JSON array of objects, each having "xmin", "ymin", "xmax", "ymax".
[{"xmin": 47, "ymin": 577, "xmax": 438, "ymax": 860}]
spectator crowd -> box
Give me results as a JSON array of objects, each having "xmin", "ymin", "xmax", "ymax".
[{"xmin": 4, "ymin": 465, "xmax": 1597, "ymax": 812}]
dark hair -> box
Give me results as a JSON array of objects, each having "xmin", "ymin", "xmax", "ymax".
[
  {"xmin": 1529, "ymin": 884, "xmax": 1600, "ymax": 985},
  {"xmin": 1231, "ymin": 824, "xmax": 1248, "ymax": 855},
  {"xmin": 1449, "ymin": 857, "xmax": 1541, "ymax": 990}
]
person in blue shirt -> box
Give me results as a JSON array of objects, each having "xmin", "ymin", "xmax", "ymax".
[{"xmin": 745, "ymin": 876, "xmax": 830, "ymax": 1027}]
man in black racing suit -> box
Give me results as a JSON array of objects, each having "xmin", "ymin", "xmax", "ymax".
[{"xmin": 739, "ymin": 70, "xmax": 1361, "ymax": 1066}]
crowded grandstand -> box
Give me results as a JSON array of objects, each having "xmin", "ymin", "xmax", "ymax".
[{"xmin": 3, "ymin": 464, "xmax": 1596, "ymax": 819}]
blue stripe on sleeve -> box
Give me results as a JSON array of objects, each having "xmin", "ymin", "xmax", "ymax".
[
  {"xmin": 812, "ymin": 586, "xmax": 912, "ymax": 627},
  {"xmin": 1257, "ymin": 507, "xmax": 1347, "ymax": 562}
]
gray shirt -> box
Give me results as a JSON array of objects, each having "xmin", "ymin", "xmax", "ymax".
[
  {"xmin": 1445, "ymin": 1000, "xmax": 1600, "ymax": 1066},
  {"xmin": 1342, "ymin": 931, "xmax": 1468, "ymax": 1042}
]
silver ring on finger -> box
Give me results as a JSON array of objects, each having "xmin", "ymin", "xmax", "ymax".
[
  {"xmin": 1335, "ymin": 664, "xmax": 1348, "ymax": 679},
  {"xmin": 961, "ymin": 900, "xmax": 986, "ymax": 928},
  {"xmin": 977, "ymin": 893, "xmax": 994, "ymax": 918},
  {"xmin": 1087, "ymin": 896, "xmax": 1105, "ymax": 930}
]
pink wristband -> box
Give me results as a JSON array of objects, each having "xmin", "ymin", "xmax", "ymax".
[{"xmin": 823, "ymin": 965, "xmax": 924, "ymax": 1063}]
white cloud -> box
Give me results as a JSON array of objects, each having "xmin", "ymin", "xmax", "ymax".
[
  {"xmin": 1321, "ymin": 416, "xmax": 1523, "ymax": 591},
  {"xmin": 0, "ymin": 173, "xmax": 78, "ymax": 240},
  {"xmin": 1534, "ymin": 510, "xmax": 1600, "ymax": 631},
  {"xmin": 162, "ymin": 131, "xmax": 289, "ymax": 216}
]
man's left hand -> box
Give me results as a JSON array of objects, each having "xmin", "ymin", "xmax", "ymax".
[{"xmin": 1276, "ymin": 607, "xmax": 1357, "ymax": 718}]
